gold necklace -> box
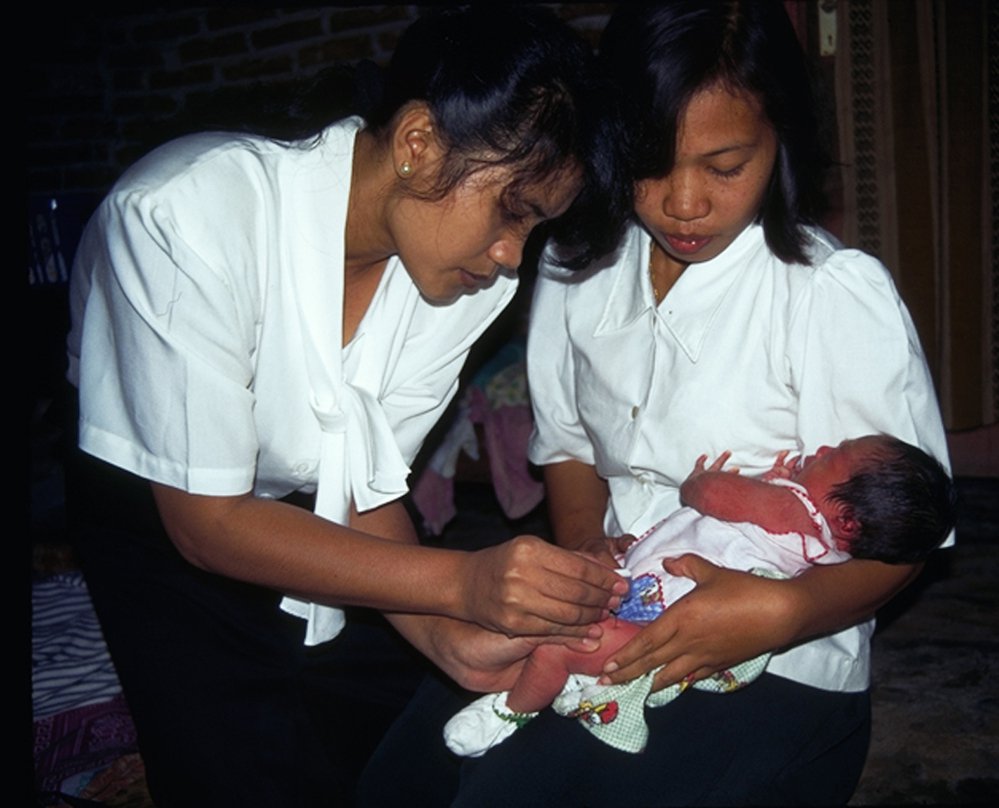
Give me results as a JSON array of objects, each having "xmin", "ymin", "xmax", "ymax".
[{"xmin": 649, "ymin": 242, "xmax": 662, "ymax": 304}]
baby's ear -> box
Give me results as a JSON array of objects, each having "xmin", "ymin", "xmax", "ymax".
[{"xmin": 829, "ymin": 506, "xmax": 861, "ymax": 541}]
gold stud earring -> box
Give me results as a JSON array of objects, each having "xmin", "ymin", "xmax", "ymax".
[{"xmin": 398, "ymin": 161, "xmax": 413, "ymax": 178}]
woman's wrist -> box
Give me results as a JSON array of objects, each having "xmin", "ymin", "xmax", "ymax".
[
  {"xmin": 771, "ymin": 575, "xmax": 819, "ymax": 647},
  {"xmin": 436, "ymin": 549, "xmax": 477, "ymax": 623}
]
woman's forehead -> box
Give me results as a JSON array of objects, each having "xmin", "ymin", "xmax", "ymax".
[
  {"xmin": 677, "ymin": 84, "xmax": 770, "ymax": 151},
  {"xmin": 491, "ymin": 160, "xmax": 584, "ymax": 214}
]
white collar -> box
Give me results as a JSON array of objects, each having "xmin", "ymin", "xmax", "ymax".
[{"xmin": 595, "ymin": 223, "xmax": 766, "ymax": 362}]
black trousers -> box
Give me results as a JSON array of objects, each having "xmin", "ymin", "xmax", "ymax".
[
  {"xmin": 70, "ymin": 454, "xmax": 427, "ymax": 808},
  {"xmin": 359, "ymin": 667, "xmax": 871, "ymax": 807}
]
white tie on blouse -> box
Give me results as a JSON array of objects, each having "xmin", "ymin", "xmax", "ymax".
[{"xmin": 278, "ymin": 121, "xmax": 410, "ymax": 645}]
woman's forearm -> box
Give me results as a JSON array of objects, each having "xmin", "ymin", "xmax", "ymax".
[
  {"xmin": 152, "ymin": 483, "xmax": 466, "ymax": 612},
  {"xmin": 151, "ymin": 483, "xmax": 625, "ymax": 638},
  {"xmin": 782, "ymin": 557, "xmax": 923, "ymax": 644},
  {"xmin": 543, "ymin": 460, "xmax": 611, "ymax": 550}
]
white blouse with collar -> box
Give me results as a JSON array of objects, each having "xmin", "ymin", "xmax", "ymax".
[
  {"xmin": 527, "ymin": 220, "xmax": 950, "ymax": 691},
  {"xmin": 69, "ymin": 117, "xmax": 517, "ymax": 644}
]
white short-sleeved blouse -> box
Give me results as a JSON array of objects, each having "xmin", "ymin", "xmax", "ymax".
[
  {"xmin": 68, "ymin": 117, "xmax": 517, "ymax": 643},
  {"xmin": 527, "ymin": 221, "xmax": 950, "ymax": 691}
]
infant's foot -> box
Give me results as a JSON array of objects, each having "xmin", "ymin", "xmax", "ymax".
[{"xmin": 443, "ymin": 692, "xmax": 538, "ymax": 758}]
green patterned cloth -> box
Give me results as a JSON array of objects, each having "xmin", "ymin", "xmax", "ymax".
[
  {"xmin": 549, "ymin": 567, "xmax": 785, "ymax": 753},
  {"xmin": 444, "ymin": 568, "xmax": 787, "ymax": 756},
  {"xmin": 551, "ymin": 652, "xmax": 771, "ymax": 753}
]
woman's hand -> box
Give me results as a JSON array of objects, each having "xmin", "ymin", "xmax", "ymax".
[
  {"xmin": 390, "ymin": 613, "xmax": 603, "ymax": 693},
  {"xmin": 425, "ymin": 618, "xmax": 540, "ymax": 692},
  {"xmin": 571, "ymin": 533, "xmax": 636, "ymax": 569},
  {"xmin": 601, "ymin": 552, "xmax": 919, "ymax": 691},
  {"xmin": 600, "ymin": 554, "xmax": 799, "ymax": 690},
  {"xmin": 455, "ymin": 535, "xmax": 630, "ymax": 639}
]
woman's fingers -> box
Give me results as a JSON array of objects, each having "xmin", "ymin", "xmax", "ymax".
[
  {"xmin": 460, "ymin": 536, "xmax": 629, "ymax": 637},
  {"xmin": 599, "ymin": 554, "xmax": 794, "ymax": 689},
  {"xmin": 572, "ymin": 534, "xmax": 625, "ymax": 569},
  {"xmin": 598, "ymin": 614, "xmax": 680, "ymax": 683}
]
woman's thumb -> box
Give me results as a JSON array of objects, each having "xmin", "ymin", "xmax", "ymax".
[{"xmin": 661, "ymin": 553, "xmax": 717, "ymax": 582}]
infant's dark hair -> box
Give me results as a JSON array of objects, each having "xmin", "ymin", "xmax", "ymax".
[{"xmin": 830, "ymin": 437, "xmax": 956, "ymax": 564}]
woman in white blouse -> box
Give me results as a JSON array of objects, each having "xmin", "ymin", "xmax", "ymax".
[
  {"xmin": 522, "ymin": 3, "xmax": 951, "ymax": 805},
  {"xmin": 361, "ymin": 3, "xmax": 952, "ymax": 806},
  {"xmin": 66, "ymin": 7, "xmax": 631, "ymax": 806}
]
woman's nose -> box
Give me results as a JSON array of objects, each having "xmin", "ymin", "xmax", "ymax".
[
  {"xmin": 488, "ymin": 236, "xmax": 525, "ymax": 272},
  {"xmin": 663, "ymin": 171, "xmax": 709, "ymax": 221}
]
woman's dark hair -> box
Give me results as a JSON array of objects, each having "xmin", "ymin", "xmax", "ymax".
[
  {"xmin": 600, "ymin": 0, "xmax": 829, "ymax": 264},
  {"xmin": 831, "ymin": 437, "xmax": 957, "ymax": 564},
  {"xmin": 197, "ymin": 7, "xmax": 628, "ymax": 269},
  {"xmin": 364, "ymin": 5, "xmax": 630, "ymax": 269}
]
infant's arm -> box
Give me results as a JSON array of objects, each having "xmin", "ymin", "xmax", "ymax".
[{"xmin": 680, "ymin": 456, "xmax": 815, "ymax": 536}]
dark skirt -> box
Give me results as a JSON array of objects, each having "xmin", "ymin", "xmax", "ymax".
[
  {"xmin": 69, "ymin": 451, "xmax": 427, "ymax": 808},
  {"xmin": 359, "ymin": 663, "xmax": 870, "ymax": 807}
]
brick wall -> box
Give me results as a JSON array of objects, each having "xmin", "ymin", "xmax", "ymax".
[{"xmin": 27, "ymin": 5, "xmax": 614, "ymax": 200}]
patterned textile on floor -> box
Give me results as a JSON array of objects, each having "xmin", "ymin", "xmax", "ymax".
[
  {"xmin": 33, "ymin": 693, "xmax": 140, "ymax": 799},
  {"xmin": 33, "ymin": 572, "xmax": 122, "ymax": 717},
  {"xmin": 33, "ymin": 572, "xmax": 142, "ymax": 801}
]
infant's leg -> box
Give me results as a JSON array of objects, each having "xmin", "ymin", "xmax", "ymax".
[{"xmin": 506, "ymin": 617, "xmax": 642, "ymax": 713}]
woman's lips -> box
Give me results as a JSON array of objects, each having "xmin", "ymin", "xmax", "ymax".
[
  {"xmin": 664, "ymin": 233, "xmax": 712, "ymax": 255},
  {"xmin": 458, "ymin": 268, "xmax": 492, "ymax": 289}
]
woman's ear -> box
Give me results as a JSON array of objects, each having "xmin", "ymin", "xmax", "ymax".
[{"xmin": 391, "ymin": 102, "xmax": 440, "ymax": 179}]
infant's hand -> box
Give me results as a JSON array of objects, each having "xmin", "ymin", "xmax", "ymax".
[
  {"xmin": 685, "ymin": 451, "xmax": 736, "ymax": 483},
  {"xmin": 760, "ymin": 450, "xmax": 799, "ymax": 481}
]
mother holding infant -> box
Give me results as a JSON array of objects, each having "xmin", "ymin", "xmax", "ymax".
[{"xmin": 363, "ymin": 2, "xmax": 951, "ymax": 806}]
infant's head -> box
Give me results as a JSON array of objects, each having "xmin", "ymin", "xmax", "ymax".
[{"xmin": 795, "ymin": 436, "xmax": 956, "ymax": 563}]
